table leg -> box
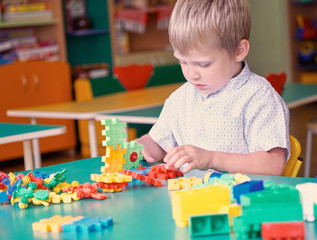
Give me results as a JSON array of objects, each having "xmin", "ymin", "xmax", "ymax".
[
  {"xmin": 88, "ymin": 119, "xmax": 98, "ymax": 158},
  {"xmin": 31, "ymin": 118, "xmax": 42, "ymax": 168},
  {"xmin": 23, "ymin": 140, "xmax": 34, "ymax": 170}
]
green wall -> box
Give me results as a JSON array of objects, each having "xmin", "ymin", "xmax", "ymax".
[{"xmin": 246, "ymin": 0, "xmax": 292, "ymax": 82}]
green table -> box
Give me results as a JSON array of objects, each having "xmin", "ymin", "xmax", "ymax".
[
  {"xmin": 96, "ymin": 83, "xmax": 317, "ymax": 124},
  {"xmin": 0, "ymin": 156, "xmax": 316, "ymax": 240},
  {"xmin": 0, "ymin": 122, "xmax": 65, "ymax": 170}
]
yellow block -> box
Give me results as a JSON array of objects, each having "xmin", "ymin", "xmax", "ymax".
[
  {"xmin": 170, "ymin": 185, "xmax": 230, "ymax": 227},
  {"xmin": 168, "ymin": 177, "xmax": 202, "ymax": 191},
  {"xmin": 219, "ymin": 203, "xmax": 242, "ymax": 226}
]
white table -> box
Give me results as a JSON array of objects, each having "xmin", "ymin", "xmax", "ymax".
[
  {"xmin": 0, "ymin": 122, "xmax": 65, "ymax": 170},
  {"xmin": 6, "ymin": 83, "xmax": 182, "ymax": 166}
]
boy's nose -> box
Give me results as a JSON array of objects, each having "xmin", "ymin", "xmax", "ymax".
[{"xmin": 187, "ymin": 66, "xmax": 200, "ymax": 81}]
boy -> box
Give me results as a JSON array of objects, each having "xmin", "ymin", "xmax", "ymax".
[{"xmin": 137, "ymin": 0, "xmax": 290, "ymax": 175}]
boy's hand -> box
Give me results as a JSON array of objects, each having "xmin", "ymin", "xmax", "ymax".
[
  {"xmin": 164, "ymin": 145, "xmax": 212, "ymax": 173},
  {"xmin": 135, "ymin": 137, "xmax": 156, "ymax": 163}
]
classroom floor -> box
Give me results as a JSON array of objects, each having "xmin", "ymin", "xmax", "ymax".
[{"xmin": 0, "ymin": 102, "xmax": 317, "ymax": 177}]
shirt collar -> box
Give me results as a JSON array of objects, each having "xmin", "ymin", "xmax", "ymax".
[{"xmin": 200, "ymin": 61, "xmax": 251, "ymax": 100}]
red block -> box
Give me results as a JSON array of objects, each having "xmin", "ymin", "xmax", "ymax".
[
  {"xmin": 261, "ymin": 221, "xmax": 305, "ymax": 240},
  {"xmin": 147, "ymin": 164, "xmax": 183, "ymax": 180},
  {"xmin": 122, "ymin": 169, "xmax": 162, "ymax": 187}
]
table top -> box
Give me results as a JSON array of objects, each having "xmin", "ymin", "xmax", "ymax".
[
  {"xmin": 0, "ymin": 122, "xmax": 65, "ymax": 144},
  {"xmin": 97, "ymin": 83, "xmax": 317, "ymax": 124},
  {"xmin": 282, "ymin": 83, "xmax": 317, "ymax": 109},
  {"xmin": 6, "ymin": 83, "xmax": 182, "ymax": 120},
  {"xmin": 1, "ymin": 156, "xmax": 316, "ymax": 240}
]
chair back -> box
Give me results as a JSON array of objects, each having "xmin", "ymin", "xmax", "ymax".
[
  {"xmin": 113, "ymin": 64, "xmax": 153, "ymax": 90},
  {"xmin": 265, "ymin": 72, "xmax": 286, "ymax": 95},
  {"xmin": 283, "ymin": 135, "xmax": 303, "ymax": 177}
]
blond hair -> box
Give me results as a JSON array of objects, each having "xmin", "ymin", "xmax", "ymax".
[{"xmin": 169, "ymin": 0, "xmax": 251, "ymax": 55}]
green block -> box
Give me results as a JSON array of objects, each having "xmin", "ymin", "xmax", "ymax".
[
  {"xmin": 34, "ymin": 190, "xmax": 49, "ymax": 200},
  {"xmin": 190, "ymin": 213, "xmax": 230, "ymax": 237},
  {"xmin": 240, "ymin": 186, "xmax": 300, "ymax": 206},
  {"xmin": 233, "ymin": 203, "xmax": 303, "ymax": 239},
  {"xmin": 101, "ymin": 118, "xmax": 127, "ymax": 149},
  {"xmin": 122, "ymin": 141, "xmax": 144, "ymax": 170}
]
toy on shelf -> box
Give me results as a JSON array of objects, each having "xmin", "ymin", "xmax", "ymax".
[
  {"xmin": 296, "ymin": 15, "xmax": 317, "ymax": 40},
  {"xmin": 298, "ymin": 41, "xmax": 317, "ymax": 65}
]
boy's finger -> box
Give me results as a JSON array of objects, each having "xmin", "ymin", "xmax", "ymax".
[{"xmin": 181, "ymin": 162, "xmax": 194, "ymax": 174}]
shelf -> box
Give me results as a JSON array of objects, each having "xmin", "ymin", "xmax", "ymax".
[
  {"xmin": 296, "ymin": 64, "xmax": 317, "ymax": 71},
  {"xmin": 67, "ymin": 29, "xmax": 109, "ymax": 37},
  {"xmin": 0, "ymin": 19, "xmax": 58, "ymax": 29},
  {"xmin": 291, "ymin": 0, "xmax": 317, "ymax": 5},
  {"xmin": 115, "ymin": 49, "xmax": 177, "ymax": 66}
]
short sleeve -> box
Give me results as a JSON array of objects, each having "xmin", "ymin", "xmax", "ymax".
[
  {"xmin": 149, "ymin": 97, "xmax": 177, "ymax": 150},
  {"xmin": 244, "ymin": 87, "xmax": 290, "ymax": 160}
]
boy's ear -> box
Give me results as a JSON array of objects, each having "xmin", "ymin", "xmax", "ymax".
[{"xmin": 235, "ymin": 39, "xmax": 249, "ymax": 62}]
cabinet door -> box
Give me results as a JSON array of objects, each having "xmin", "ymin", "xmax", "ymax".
[
  {"xmin": 26, "ymin": 61, "xmax": 76, "ymax": 154},
  {"xmin": 0, "ymin": 61, "xmax": 76, "ymax": 162},
  {"xmin": 0, "ymin": 62, "xmax": 33, "ymax": 160}
]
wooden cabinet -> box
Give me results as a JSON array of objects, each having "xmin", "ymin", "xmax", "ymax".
[
  {"xmin": 0, "ymin": 61, "xmax": 76, "ymax": 162},
  {"xmin": 107, "ymin": 0, "xmax": 177, "ymax": 67},
  {"xmin": 287, "ymin": 0, "xmax": 317, "ymax": 83}
]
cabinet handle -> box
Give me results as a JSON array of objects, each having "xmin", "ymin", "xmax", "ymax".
[
  {"xmin": 33, "ymin": 74, "xmax": 39, "ymax": 92},
  {"xmin": 21, "ymin": 75, "xmax": 27, "ymax": 94}
]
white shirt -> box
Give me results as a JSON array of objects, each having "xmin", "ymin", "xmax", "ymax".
[{"xmin": 149, "ymin": 62, "xmax": 290, "ymax": 159}]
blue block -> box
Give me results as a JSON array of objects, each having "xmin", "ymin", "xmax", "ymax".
[
  {"xmin": 63, "ymin": 217, "xmax": 113, "ymax": 233},
  {"xmin": 233, "ymin": 180, "xmax": 264, "ymax": 204}
]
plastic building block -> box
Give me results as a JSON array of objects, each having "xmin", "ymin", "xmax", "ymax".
[
  {"xmin": 0, "ymin": 191, "xmax": 8, "ymax": 203},
  {"xmin": 96, "ymin": 182, "xmax": 129, "ymax": 192},
  {"xmin": 233, "ymin": 203, "xmax": 303, "ymax": 240},
  {"xmin": 234, "ymin": 173, "xmax": 251, "ymax": 184},
  {"xmin": 49, "ymin": 192, "xmax": 80, "ymax": 204},
  {"xmin": 122, "ymin": 141, "xmax": 144, "ymax": 170},
  {"xmin": 34, "ymin": 189, "xmax": 50, "ymax": 200},
  {"xmin": 219, "ymin": 203, "xmax": 241, "ymax": 226},
  {"xmin": 101, "ymin": 118, "xmax": 127, "ymax": 149},
  {"xmin": 296, "ymin": 182, "xmax": 317, "ymax": 222},
  {"xmin": 147, "ymin": 164, "xmax": 183, "ymax": 180},
  {"xmin": 189, "ymin": 213, "xmax": 230, "ymax": 237},
  {"xmin": 91, "ymin": 172, "xmax": 132, "ymax": 183},
  {"xmin": 168, "ymin": 177, "xmax": 202, "ymax": 191},
  {"xmin": 203, "ymin": 171, "xmax": 224, "ymax": 183},
  {"xmin": 261, "ymin": 221, "xmax": 305, "ymax": 240},
  {"xmin": 62, "ymin": 216, "xmax": 113, "ymax": 233},
  {"xmin": 63, "ymin": 183, "xmax": 107, "ymax": 199},
  {"xmin": 32, "ymin": 215, "xmax": 84, "ymax": 233},
  {"xmin": 101, "ymin": 145, "xmax": 127, "ymax": 173},
  {"xmin": 122, "ymin": 169, "xmax": 162, "ymax": 187},
  {"xmin": 171, "ymin": 185, "xmax": 231, "ymax": 227},
  {"xmin": 233, "ymin": 180, "xmax": 264, "ymax": 204},
  {"xmin": 240, "ymin": 186, "xmax": 300, "ymax": 207}
]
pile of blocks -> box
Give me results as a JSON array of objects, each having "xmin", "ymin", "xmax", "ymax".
[
  {"xmin": 0, "ymin": 169, "xmax": 107, "ymax": 209},
  {"xmin": 168, "ymin": 171, "xmax": 310, "ymax": 239}
]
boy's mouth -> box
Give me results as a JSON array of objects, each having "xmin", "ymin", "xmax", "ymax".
[{"xmin": 193, "ymin": 83, "xmax": 206, "ymax": 89}]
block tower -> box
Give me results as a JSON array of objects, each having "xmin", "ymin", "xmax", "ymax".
[{"xmin": 91, "ymin": 118, "xmax": 144, "ymax": 192}]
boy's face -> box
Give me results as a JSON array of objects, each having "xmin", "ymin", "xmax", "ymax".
[{"xmin": 174, "ymin": 47, "xmax": 243, "ymax": 95}]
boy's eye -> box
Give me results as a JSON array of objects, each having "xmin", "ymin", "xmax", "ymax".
[
  {"xmin": 199, "ymin": 63, "xmax": 210, "ymax": 68},
  {"xmin": 179, "ymin": 60, "xmax": 186, "ymax": 65}
]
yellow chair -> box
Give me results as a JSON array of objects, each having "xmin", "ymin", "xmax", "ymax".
[
  {"xmin": 74, "ymin": 78, "xmax": 136, "ymax": 157},
  {"xmin": 283, "ymin": 135, "xmax": 303, "ymax": 177}
]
